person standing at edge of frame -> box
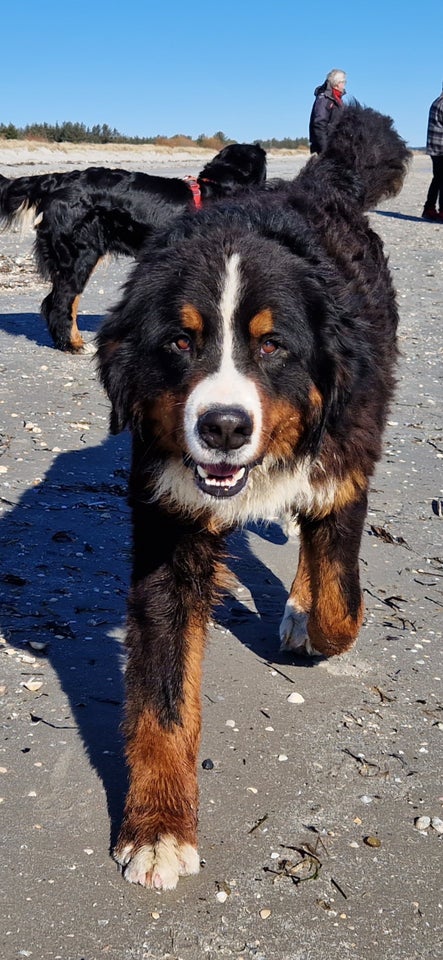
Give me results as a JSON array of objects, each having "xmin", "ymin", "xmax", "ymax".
[{"xmin": 422, "ymin": 84, "xmax": 443, "ymax": 222}]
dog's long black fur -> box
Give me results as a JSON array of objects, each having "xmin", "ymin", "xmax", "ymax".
[{"xmin": 0, "ymin": 143, "xmax": 266, "ymax": 351}]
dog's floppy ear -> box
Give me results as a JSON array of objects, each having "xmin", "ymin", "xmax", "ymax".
[
  {"xmin": 96, "ymin": 327, "xmax": 136, "ymax": 435},
  {"xmin": 300, "ymin": 272, "xmax": 366, "ymax": 440},
  {"xmin": 256, "ymin": 212, "xmax": 366, "ymax": 435},
  {"xmin": 96, "ymin": 246, "xmax": 165, "ymax": 434}
]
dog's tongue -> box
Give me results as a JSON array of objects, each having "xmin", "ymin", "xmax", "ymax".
[{"xmin": 205, "ymin": 464, "xmax": 237, "ymax": 478}]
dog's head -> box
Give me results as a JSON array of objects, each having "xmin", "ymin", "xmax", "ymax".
[
  {"xmin": 198, "ymin": 143, "xmax": 267, "ymax": 199},
  {"xmin": 97, "ymin": 199, "xmax": 362, "ymax": 519}
]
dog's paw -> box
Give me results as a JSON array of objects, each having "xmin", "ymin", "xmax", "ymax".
[
  {"xmin": 279, "ymin": 600, "xmax": 319, "ymax": 656},
  {"xmin": 80, "ymin": 340, "xmax": 96, "ymax": 356},
  {"xmin": 115, "ymin": 834, "xmax": 200, "ymax": 891}
]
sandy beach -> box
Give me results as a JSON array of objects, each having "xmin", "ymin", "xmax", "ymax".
[
  {"xmin": 0, "ymin": 145, "xmax": 442, "ymax": 960},
  {"xmin": 0, "ymin": 138, "xmax": 305, "ymax": 177}
]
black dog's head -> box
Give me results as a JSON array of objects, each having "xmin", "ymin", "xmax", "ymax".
[{"xmin": 198, "ymin": 143, "xmax": 267, "ymax": 199}]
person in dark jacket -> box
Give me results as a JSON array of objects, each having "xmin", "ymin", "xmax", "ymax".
[
  {"xmin": 422, "ymin": 88, "xmax": 443, "ymax": 221},
  {"xmin": 309, "ymin": 69, "xmax": 347, "ymax": 154}
]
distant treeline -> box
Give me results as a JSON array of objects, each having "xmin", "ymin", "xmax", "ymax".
[{"xmin": 0, "ymin": 121, "xmax": 309, "ymax": 151}]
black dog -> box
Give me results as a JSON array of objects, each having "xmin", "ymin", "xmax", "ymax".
[
  {"xmin": 0, "ymin": 143, "xmax": 266, "ymax": 351},
  {"xmin": 96, "ymin": 105, "xmax": 410, "ymax": 890}
]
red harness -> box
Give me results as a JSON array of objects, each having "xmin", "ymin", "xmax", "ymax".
[
  {"xmin": 184, "ymin": 175, "xmax": 218, "ymax": 210},
  {"xmin": 184, "ymin": 176, "xmax": 203, "ymax": 209}
]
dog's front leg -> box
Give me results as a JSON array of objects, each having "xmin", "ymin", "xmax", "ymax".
[
  {"xmin": 114, "ymin": 502, "xmax": 223, "ymax": 891},
  {"xmin": 281, "ymin": 494, "xmax": 367, "ymax": 658}
]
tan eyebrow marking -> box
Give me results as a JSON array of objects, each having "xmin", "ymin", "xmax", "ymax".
[
  {"xmin": 180, "ymin": 304, "xmax": 204, "ymax": 333},
  {"xmin": 309, "ymin": 384, "xmax": 324, "ymax": 409},
  {"xmin": 249, "ymin": 308, "xmax": 274, "ymax": 339}
]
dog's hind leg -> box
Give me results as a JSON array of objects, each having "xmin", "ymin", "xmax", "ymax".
[
  {"xmin": 114, "ymin": 496, "xmax": 224, "ymax": 891},
  {"xmin": 41, "ymin": 282, "xmax": 86, "ymax": 352},
  {"xmin": 280, "ymin": 494, "xmax": 367, "ymax": 658},
  {"xmin": 40, "ymin": 241, "xmax": 102, "ymax": 351}
]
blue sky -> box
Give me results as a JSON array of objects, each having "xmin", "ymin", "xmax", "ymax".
[{"xmin": 1, "ymin": 1, "xmax": 441, "ymax": 147}]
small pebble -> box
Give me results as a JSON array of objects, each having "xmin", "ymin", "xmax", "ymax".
[
  {"xmin": 216, "ymin": 890, "xmax": 228, "ymax": 903},
  {"xmin": 151, "ymin": 911, "xmax": 160, "ymax": 920},
  {"xmin": 225, "ymin": 720, "xmax": 236, "ymax": 728},
  {"xmin": 363, "ymin": 835, "xmax": 381, "ymax": 847},
  {"xmin": 22, "ymin": 680, "xmax": 43, "ymax": 692},
  {"xmin": 360, "ymin": 795, "xmax": 374, "ymax": 804},
  {"xmin": 202, "ymin": 758, "xmax": 214, "ymax": 770},
  {"xmin": 278, "ymin": 754, "xmax": 288, "ymax": 762},
  {"xmin": 414, "ymin": 816, "xmax": 431, "ymax": 831},
  {"xmin": 431, "ymin": 817, "xmax": 443, "ymax": 834},
  {"xmin": 28, "ymin": 640, "xmax": 48, "ymax": 652},
  {"xmin": 287, "ymin": 692, "xmax": 305, "ymax": 704},
  {"xmin": 260, "ymin": 908, "xmax": 272, "ymax": 919}
]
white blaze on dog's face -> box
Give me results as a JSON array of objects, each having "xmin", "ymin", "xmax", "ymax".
[{"xmin": 183, "ymin": 253, "xmax": 263, "ymax": 498}]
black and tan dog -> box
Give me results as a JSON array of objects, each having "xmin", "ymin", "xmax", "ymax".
[
  {"xmin": 0, "ymin": 143, "xmax": 266, "ymax": 351},
  {"xmin": 96, "ymin": 105, "xmax": 410, "ymax": 890}
]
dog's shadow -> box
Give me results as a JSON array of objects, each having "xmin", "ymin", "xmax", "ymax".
[
  {"xmin": 0, "ymin": 312, "xmax": 105, "ymax": 349},
  {"xmin": 1, "ymin": 437, "xmax": 308, "ymax": 845},
  {"xmin": 0, "ymin": 435, "xmax": 131, "ymax": 844},
  {"xmin": 221, "ymin": 522, "xmax": 315, "ymax": 667}
]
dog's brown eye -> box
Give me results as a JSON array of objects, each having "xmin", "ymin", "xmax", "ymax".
[
  {"xmin": 260, "ymin": 338, "xmax": 278, "ymax": 356},
  {"xmin": 173, "ymin": 335, "xmax": 192, "ymax": 353}
]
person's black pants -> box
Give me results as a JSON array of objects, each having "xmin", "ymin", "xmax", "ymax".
[{"xmin": 425, "ymin": 155, "xmax": 443, "ymax": 211}]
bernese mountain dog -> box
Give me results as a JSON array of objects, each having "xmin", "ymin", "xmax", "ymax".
[
  {"xmin": 0, "ymin": 143, "xmax": 266, "ymax": 351},
  {"xmin": 96, "ymin": 105, "xmax": 411, "ymax": 891}
]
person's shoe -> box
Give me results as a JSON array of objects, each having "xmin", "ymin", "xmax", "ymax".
[{"xmin": 422, "ymin": 206, "xmax": 439, "ymax": 220}]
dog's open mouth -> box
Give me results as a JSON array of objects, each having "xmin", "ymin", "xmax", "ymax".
[{"xmin": 194, "ymin": 462, "xmax": 250, "ymax": 498}]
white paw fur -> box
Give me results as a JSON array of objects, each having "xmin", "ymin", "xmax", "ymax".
[
  {"xmin": 115, "ymin": 834, "xmax": 200, "ymax": 891},
  {"xmin": 279, "ymin": 599, "xmax": 319, "ymax": 656}
]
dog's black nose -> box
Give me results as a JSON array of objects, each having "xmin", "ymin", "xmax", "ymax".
[{"xmin": 197, "ymin": 406, "xmax": 253, "ymax": 452}]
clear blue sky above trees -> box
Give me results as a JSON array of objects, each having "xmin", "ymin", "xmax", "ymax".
[{"xmin": 1, "ymin": 1, "xmax": 440, "ymax": 148}]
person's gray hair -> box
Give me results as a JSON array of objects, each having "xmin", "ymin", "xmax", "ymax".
[{"xmin": 326, "ymin": 69, "xmax": 346, "ymax": 88}]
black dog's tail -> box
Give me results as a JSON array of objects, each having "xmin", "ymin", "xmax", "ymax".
[
  {"xmin": 304, "ymin": 103, "xmax": 412, "ymax": 210},
  {"xmin": 0, "ymin": 171, "xmax": 67, "ymax": 229}
]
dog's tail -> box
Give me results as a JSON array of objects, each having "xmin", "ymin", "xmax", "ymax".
[
  {"xmin": 310, "ymin": 103, "xmax": 412, "ymax": 210},
  {"xmin": 0, "ymin": 171, "xmax": 66, "ymax": 230}
]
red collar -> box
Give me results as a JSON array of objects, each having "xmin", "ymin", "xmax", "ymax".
[{"xmin": 184, "ymin": 176, "xmax": 202, "ymax": 209}]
